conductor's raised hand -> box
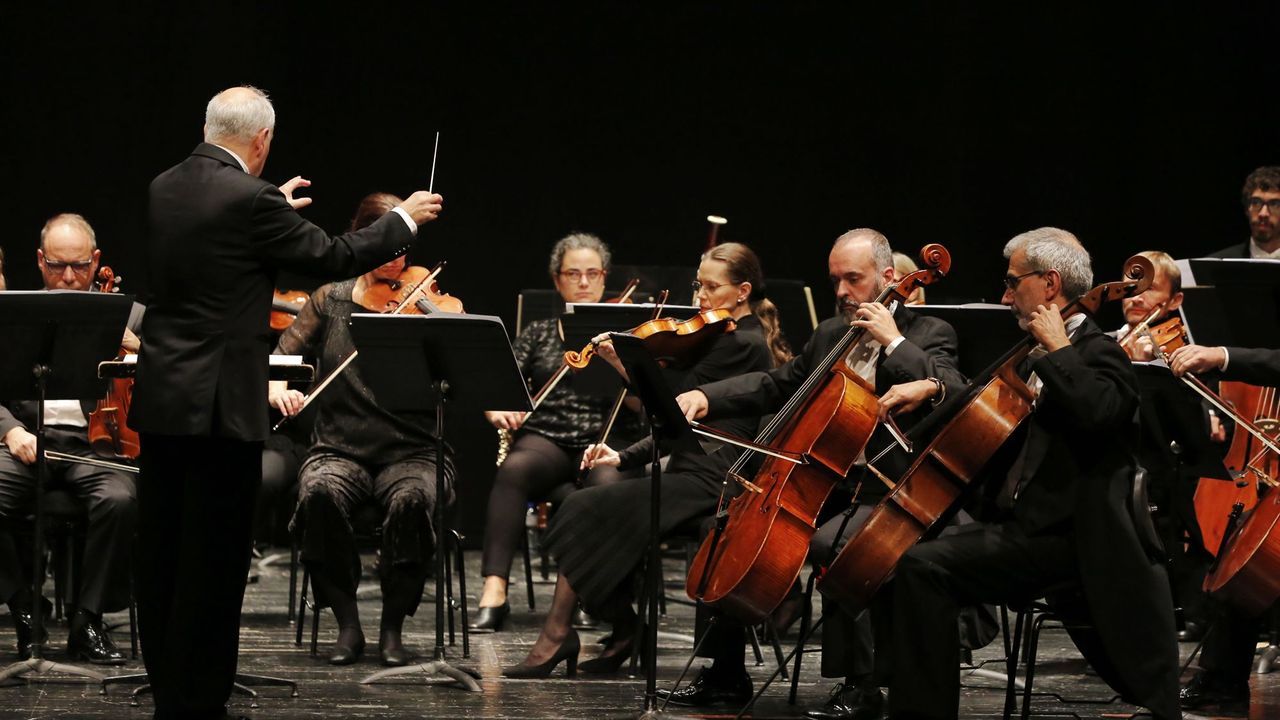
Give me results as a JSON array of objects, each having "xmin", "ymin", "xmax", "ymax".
[
  {"xmin": 581, "ymin": 443, "xmax": 621, "ymax": 470},
  {"xmin": 279, "ymin": 176, "xmax": 313, "ymax": 210},
  {"xmin": 399, "ymin": 191, "xmax": 445, "ymax": 226}
]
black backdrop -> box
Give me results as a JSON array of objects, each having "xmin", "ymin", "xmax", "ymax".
[{"xmin": 5, "ymin": 3, "xmax": 1279, "ymax": 540}]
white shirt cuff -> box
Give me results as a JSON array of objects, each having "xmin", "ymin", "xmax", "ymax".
[
  {"xmin": 1220, "ymin": 347, "xmax": 1230, "ymax": 372},
  {"xmin": 390, "ymin": 206, "xmax": 418, "ymax": 235},
  {"xmin": 884, "ymin": 336, "xmax": 906, "ymax": 356}
]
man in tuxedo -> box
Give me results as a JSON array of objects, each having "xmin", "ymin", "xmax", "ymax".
[
  {"xmin": 872, "ymin": 227, "xmax": 1180, "ymax": 720},
  {"xmin": 130, "ymin": 86, "xmax": 443, "ymax": 720},
  {"xmin": 664, "ymin": 229, "xmax": 968, "ymax": 718},
  {"xmin": 0, "ymin": 214, "xmax": 143, "ymax": 664},
  {"xmin": 1211, "ymin": 166, "xmax": 1280, "ymax": 259}
]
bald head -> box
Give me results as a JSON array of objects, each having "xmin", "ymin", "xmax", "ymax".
[{"xmin": 203, "ymin": 86, "xmax": 275, "ymax": 176}]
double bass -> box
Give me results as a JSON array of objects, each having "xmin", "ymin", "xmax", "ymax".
[
  {"xmin": 818, "ymin": 255, "xmax": 1154, "ymax": 609},
  {"xmin": 686, "ymin": 244, "xmax": 952, "ymax": 624}
]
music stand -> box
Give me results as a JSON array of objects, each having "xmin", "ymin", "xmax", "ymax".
[
  {"xmin": 0, "ymin": 291, "xmax": 132, "ymax": 687},
  {"xmin": 348, "ymin": 312, "xmax": 530, "ymax": 690},
  {"xmin": 909, "ymin": 304, "xmax": 1025, "ymax": 379},
  {"xmin": 609, "ymin": 333, "xmax": 702, "ymax": 717}
]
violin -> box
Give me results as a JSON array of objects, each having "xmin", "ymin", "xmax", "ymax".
[
  {"xmin": 686, "ymin": 244, "xmax": 952, "ymax": 624},
  {"xmin": 87, "ymin": 266, "xmax": 140, "ymax": 459},
  {"xmin": 1118, "ymin": 302, "xmax": 1187, "ymax": 361},
  {"xmin": 271, "ymin": 289, "xmax": 308, "ymax": 332},
  {"xmin": 563, "ymin": 307, "xmax": 735, "ymax": 370},
  {"xmin": 817, "ymin": 254, "xmax": 1154, "ymax": 610},
  {"xmin": 357, "ymin": 263, "xmax": 463, "ymax": 314}
]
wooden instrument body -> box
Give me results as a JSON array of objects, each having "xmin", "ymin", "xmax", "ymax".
[
  {"xmin": 1204, "ymin": 488, "xmax": 1280, "ymax": 616},
  {"xmin": 686, "ymin": 360, "xmax": 881, "ymax": 623},
  {"xmin": 1195, "ymin": 381, "xmax": 1278, "ymax": 555},
  {"xmin": 86, "ymin": 266, "xmax": 141, "ymax": 459},
  {"xmin": 818, "ymin": 360, "xmax": 1036, "ymax": 609}
]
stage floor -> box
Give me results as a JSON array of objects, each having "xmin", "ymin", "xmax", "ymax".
[{"xmin": 0, "ymin": 548, "xmax": 1273, "ymax": 719}]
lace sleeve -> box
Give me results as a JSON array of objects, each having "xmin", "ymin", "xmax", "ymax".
[{"xmin": 273, "ymin": 285, "xmax": 329, "ymax": 357}]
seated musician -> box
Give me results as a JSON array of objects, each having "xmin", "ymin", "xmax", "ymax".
[
  {"xmin": 1114, "ymin": 250, "xmax": 1183, "ymax": 360},
  {"xmin": 502, "ymin": 242, "xmax": 789, "ymax": 677},
  {"xmin": 1210, "ymin": 165, "xmax": 1280, "ymax": 259},
  {"xmin": 1167, "ymin": 341, "xmax": 1280, "ymax": 714},
  {"xmin": 269, "ymin": 193, "xmax": 454, "ymax": 667},
  {"xmin": 890, "ymin": 251, "xmax": 926, "ymax": 305},
  {"xmin": 871, "ymin": 227, "xmax": 1180, "ymax": 720},
  {"xmin": 472, "ymin": 233, "xmax": 643, "ymax": 632},
  {"xmin": 0, "ymin": 213, "xmax": 143, "ymax": 664},
  {"xmin": 668, "ymin": 229, "xmax": 967, "ymax": 716}
]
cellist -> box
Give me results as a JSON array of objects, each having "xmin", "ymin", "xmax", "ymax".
[
  {"xmin": 872, "ymin": 228, "xmax": 1180, "ymax": 720},
  {"xmin": 668, "ymin": 229, "xmax": 967, "ymax": 717},
  {"xmin": 1167, "ymin": 340, "xmax": 1280, "ymax": 715},
  {"xmin": 0, "ymin": 213, "xmax": 143, "ymax": 665}
]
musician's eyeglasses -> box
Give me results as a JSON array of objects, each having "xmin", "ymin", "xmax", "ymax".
[
  {"xmin": 559, "ymin": 269, "xmax": 605, "ymax": 283},
  {"xmin": 1002, "ymin": 270, "xmax": 1044, "ymax": 291},
  {"xmin": 691, "ymin": 280, "xmax": 727, "ymax": 295},
  {"xmin": 43, "ymin": 259, "xmax": 95, "ymax": 274},
  {"xmin": 1246, "ymin": 197, "xmax": 1280, "ymax": 214}
]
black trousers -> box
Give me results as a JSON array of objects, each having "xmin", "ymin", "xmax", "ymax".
[
  {"xmin": 1197, "ymin": 600, "xmax": 1261, "ymax": 686},
  {"xmin": 0, "ymin": 427, "xmax": 136, "ymax": 615},
  {"xmin": 136, "ymin": 433, "xmax": 260, "ymax": 720},
  {"xmin": 874, "ymin": 522, "xmax": 1075, "ymax": 720}
]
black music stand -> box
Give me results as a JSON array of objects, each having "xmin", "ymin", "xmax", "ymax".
[
  {"xmin": 910, "ymin": 304, "xmax": 1025, "ymax": 379},
  {"xmin": 609, "ymin": 333, "xmax": 703, "ymax": 718},
  {"xmin": 0, "ymin": 291, "xmax": 132, "ymax": 687},
  {"xmin": 349, "ymin": 312, "xmax": 530, "ymax": 690}
]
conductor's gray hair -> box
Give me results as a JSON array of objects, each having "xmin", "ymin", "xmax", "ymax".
[{"xmin": 204, "ymin": 86, "xmax": 276, "ymax": 144}]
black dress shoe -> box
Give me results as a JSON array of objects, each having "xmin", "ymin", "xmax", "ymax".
[
  {"xmin": 469, "ymin": 602, "xmax": 509, "ymax": 633},
  {"xmin": 501, "ymin": 628, "xmax": 580, "ymax": 678},
  {"xmin": 11, "ymin": 609, "xmax": 49, "ymax": 660},
  {"xmin": 329, "ymin": 635, "xmax": 366, "ymax": 665},
  {"xmin": 806, "ymin": 683, "xmax": 886, "ymax": 720},
  {"xmin": 656, "ymin": 667, "xmax": 752, "ymax": 707},
  {"xmin": 67, "ymin": 614, "xmax": 127, "ymax": 665},
  {"xmin": 379, "ymin": 628, "xmax": 411, "ymax": 667},
  {"xmin": 1177, "ymin": 620, "xmax": 1205, "ymax": 642},
  {"xmin": 578, "ymin": 629, "xmax": 635, "ymax": 674},
  {"xmin": 1179, "ymin": 671, "xmax": 1248, "ymax": 713}
]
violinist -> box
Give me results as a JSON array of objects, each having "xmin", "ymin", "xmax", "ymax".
[
  {"xmin": 471, "ymin": 233, "xmax": 643, "ymax": 633},
  {"xmin": 1115, "ymin": 250, "xmax": 1184, "ymax": 361},
  {"xmin": 0, "ymin": 213, "xmax": 143, "ymax": 665},
  {"xmin": 873, "ymin": 228, "xmax": 1180, "ymax": 720},
  {"xmin": 1168, "ymin": 340, "xmax": 1280, "ymax": 714},
  {"xmin": 1210, "ymin": 166, "xmax": 1280, "ymax": 259},
  {"xmin": 891, "ymin": 251, "xmax": 926, "ymax": 305},
  {"xmin": 502, "ymin": 242, "xmax": 786, "ymax": 678},
  {"xmin": 669, "ymin": 229, "xmax": 966, "ymax": 716},
  {"xmin": 269, "ymin": 192, "xmax": 454, "ymax": 667}
]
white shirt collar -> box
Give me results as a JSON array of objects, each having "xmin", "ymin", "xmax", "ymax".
[
  {"xmin": 1249, "ymin": 238, "xmax": 1280, "ymax": 259},
  {"xmin": 211, "ymin": 143, "xmax": 249, "ymax": 173}
]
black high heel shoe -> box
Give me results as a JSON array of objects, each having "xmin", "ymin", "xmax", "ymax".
[
  {"xmin": 470, "ymin": 602, "xmax": 510, "ymax": 633},
  {"xmin": 578, "ymin": 629, "xmax": 636, "ymax": 674},
  {"xmin": 501, "ymin": 628, "xmax": 580, "ymax": 678}
]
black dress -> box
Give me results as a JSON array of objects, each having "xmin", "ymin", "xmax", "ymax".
[{"xmin": 542, "ymin": 314, "xmax": 772, "ymax": 613}]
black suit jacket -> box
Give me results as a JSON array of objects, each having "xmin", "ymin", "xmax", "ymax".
[
  {"xmin": 696, "ymin": 307, "xmax": 966, "ymax": 488},
  {"xmin": 131, "ymin": 144, "xmax": 414, "ymax": 441},
  {"xmin": 1207, "ymin": 242, "xmax": 1250, "ymax": 258},
  {"xmin": 1224, "ymin": 346, "xmax": 1280, "ymax": 385},
  {"xmin": 993, "ymin": 317, "xmax": 1179, "ymax": 720}
]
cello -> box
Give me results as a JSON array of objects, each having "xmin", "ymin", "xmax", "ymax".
[
  {"xmin": 818, "ymin": 255, "xmax": 1154, "ymax": 609},
  {"xmin": 685, "ymin": 244, "xmax": 952, "ymax": 624},
  {"xmin": 1195, "ymin": 380, "xmax": 1278, "ymax": 556}
]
